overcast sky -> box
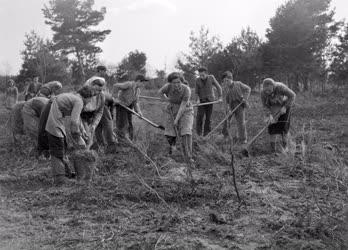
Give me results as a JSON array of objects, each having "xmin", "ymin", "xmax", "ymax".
[{"xmin": 0, "ymin": 0, "xmax": 347, "ymax": 76}]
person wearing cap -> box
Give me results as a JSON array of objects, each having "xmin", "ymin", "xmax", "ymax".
[
  {"xmin": 5, "ymin": 79, "xmax": 18, "ymax": 110},
  {"xmin": 158, "ymin": 72, "xmax": 194, "ymax": 161},
  {"xmin": 261, "ymin": 78, "xmax": 296, "ymax": 151},
  {"xmin": 82, "ymin": 69, "xmax": 115, "ymax": 149},
  {"xmin": 112, "ymin": 74, "xmax": 148, "ymax": 141},
  {"xmin": 221, "ymin": 71, "xmax": 251, "ymax": 144},
  {"xmin": 38, "ymin": 81, "xmax": 63, "ymax": 98},
  {"xmin": 25, "ymin": 76, "xmax": 42, "ymax": 101},
  {"xmin": 195, "ymin": 67, "xmax": 222, "ymax": 136},
  {"xmin": 37, "ymin": 85, "xmax": 98, "ymax": 185}
]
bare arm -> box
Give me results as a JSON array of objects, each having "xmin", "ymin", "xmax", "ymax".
[
  {"xmin": 134, "ymin": 88, "xmax": 142, "ymax": 115},
  {"xmin": 14, "ymin": 87, "xmax": 18, "ymax": 101},
  {"xmin": 113, "ymin": 82, "xmax": 132, "ymax": 91},
  {"xmin": 261, "ymin": 91, "xmax": 271, "ymax": 116},
  {"xmin": 239, "ymin": 82, "xmax": 251, "ymax": 100},
  {"xmin": 194, "ymin": 80, "xmax": 200, "ymax": 102},
  {"xmin": 90, "ymin": 93, "xmax": 105, "ymax": 129},
  {"xmin": 175, "ymin": 87, "xmax": 191, "ymax": 123},
  {"xmin": 211, "ymin": 76, "xmax": 222, "ymax": 99},
  {"xmin": 279, "ymin": 84, "xmax": 296, "ymax": 108},
  {"xmin": 158, "ymin": 83, "xmax": 170, "ymax": 101}
]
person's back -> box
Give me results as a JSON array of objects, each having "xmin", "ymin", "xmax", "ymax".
[
  {"xmin": 55, "ymin": 93, "xmax": 82, "ymax": 117},
  {"xmin": 23, "ymin": 96, "xmax": 49, "ymax": 117}
]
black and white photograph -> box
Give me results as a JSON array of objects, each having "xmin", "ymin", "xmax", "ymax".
[{"xmin": 0, "ymin": 0, "xmax": 347, "ymax": 249}]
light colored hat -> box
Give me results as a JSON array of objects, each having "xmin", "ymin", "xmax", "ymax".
[
  {"xmin": 84, "ymin": 76, "xmax": 106, "ymax": 87},
  {"xmin": 263, "ymin": 78, "xmax": 275, "ymax": 86}
]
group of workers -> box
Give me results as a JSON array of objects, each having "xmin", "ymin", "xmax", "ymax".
[{"xmin": 4, "ymin": 65, "xmax": 296, "ymax": 185}]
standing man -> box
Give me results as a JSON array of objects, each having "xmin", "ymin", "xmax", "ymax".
[
  {"xmin": 195, "ymin": 67, "xmax": 222, "ymax": 136},
  {"xmin": 82, "ymin": 66, "xmax": 116, "ymax": 149},
  {"xmin": 261, "ymin": 78, "xmax": 296, "ymax": 152},
  {"xmin": 221, "ymin": 71, "xmax": 251, "ymax": 144},
  {"xmin": 113, "ymin": 74, "xmax": 148, "ymax": 141}
]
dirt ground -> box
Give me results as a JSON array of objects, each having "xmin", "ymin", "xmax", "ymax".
[{"xmin": 0, "ymin": 89, "xmax": 347, "ymax": 250}]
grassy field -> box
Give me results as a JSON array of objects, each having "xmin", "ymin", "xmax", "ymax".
[{"xmin": 0, "ymin": 88, "xmax": 347, "ymax": 249}]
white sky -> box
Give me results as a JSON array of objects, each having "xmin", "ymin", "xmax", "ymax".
[{"xmin": 0, "ymin": 0, "xmax": 347, "ymax": 75}]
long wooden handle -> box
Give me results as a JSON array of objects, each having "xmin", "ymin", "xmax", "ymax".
[
  {"xmin": 245, "ymin": 110, "xmax": 283, "ymax": 148},
  {"xmin": 139, "ymin": 95, "xmax": 164, "ymax": 101},
  {"xmin": 116, "ymin": 102, "xmax": 163, "ymax": 129},
  {"xmin": 193, "ymin": 100, "xmax": 222, "ymax": 107},
  {"xmin": 205, "ymin": 102, "xmax": 243, "ymax": 138}
]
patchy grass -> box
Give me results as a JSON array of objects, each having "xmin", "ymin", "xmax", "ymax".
[{"xmin": 0, "ymin": 89, "xmax": 347, "ymax": 249}]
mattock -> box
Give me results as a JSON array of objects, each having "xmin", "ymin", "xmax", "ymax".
[{"xmin": 241, "ymin": 109, "xmax": 283, "ymax": 157}]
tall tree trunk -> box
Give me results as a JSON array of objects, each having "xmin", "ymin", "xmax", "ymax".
[{"xmin": 75, "ymin": 48, "xmax": 85, "ymax": 84}]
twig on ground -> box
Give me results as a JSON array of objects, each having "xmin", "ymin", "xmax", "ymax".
[
  {"xmin": 135, "ymin": 174, "xmax": 179, "ymax": 217},
  {"xmin": 118, "ymin": 133, "xmax": 162, "ymax": 177},
  {"xmin": 227, "ymin": 120, "xmax": 242, "ymax": 204}
]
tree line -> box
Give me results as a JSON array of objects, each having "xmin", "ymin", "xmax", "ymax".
[
  {"xmin": 177, "ymin": 0, "xmax": 348, "ymax": 92},
  {"xmin": 1, "ymin": 0, "xmax": 347, "ymax": 92}
]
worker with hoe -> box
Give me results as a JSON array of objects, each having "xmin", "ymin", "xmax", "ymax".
[
  {"xmin": 221, "ymin": 71, "xmax": 251, "ymax": 144},
  {"xmin": 112, "ymin": 74, "xmax": 149, "ymax": 141},
  {"xmin": 159, "ymin": 72, "xmax": 194, "ymax": 162},
  {"xmin": 82, "ymin": 65, "xmax": 116, "ymax": 150},
  {"xmin": 195, "ymin": 67, "xmax": 222, "ymax": 136},
  {"xmin": 37, "ymin": 85, "xmax": 99, "ymax": 185},
  {"xmin": 261, "ymin": 78, "xmax": 296, "ymax": 152},
  {"xmin": 22, "ymin": 96, "xmax": 49, "ymax": 153}
]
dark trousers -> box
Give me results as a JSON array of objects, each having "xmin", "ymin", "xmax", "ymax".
[
  {"xmin": 37, "ymin": 101, "xmax": 52, "ymax": 156},
  {"xmin": 196, "ymin": 101, "xmax": 213, "ymax": 136},
  {"xmin": 268, "ymin": 107, "xmax": 291, "ymax": 135},
  {"xmin": 95, "ymin": 106, "xmax": 114, "ymax": 145},
  {"xmin": 116, "ymin": 104, "xmax": 134, "ymax": 140},
  {"xmin": 48, "ymin": 133, "xmax": 66, "ymax": 160}
]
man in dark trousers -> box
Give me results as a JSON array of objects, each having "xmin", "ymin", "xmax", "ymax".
[{"xmin": 195, "ymin": 67, "xmax": 222, "ymax": 136}]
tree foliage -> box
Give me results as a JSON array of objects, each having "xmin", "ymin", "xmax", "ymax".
[
  {"xmin": 329, "ymin": 22, "xmax": 348, "ymax": 86},
  {"xmin": 114, "ymin": 50, "xmax": 147, "ymax": 81},
  {"xmin": 17, "ymin": 31, "xmax": 70, "ymax": 85},
  {"xmin": 262, "ymin": 0, "xmax": 336, "ymax": 90},
  {"xmin": 176, "ymin": 26, "xmax": 222, "ymax": 85},
  {"xmin": 177, "ymin": 26, "xmax": 262, "ymax": 88},
  {"xmin": 43, "ymin": 0, "xmax": 111, "ymax": 83}
]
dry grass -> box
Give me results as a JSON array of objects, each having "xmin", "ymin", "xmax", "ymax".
[{"xmin": 0, "ymin": 89, "xmax": 347, "ymax": 249}]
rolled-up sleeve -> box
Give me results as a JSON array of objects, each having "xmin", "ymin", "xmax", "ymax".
[
  {"xmin": 279, "ymin": 84, "xmax": 296, "ymax": 108},
  {"xmin": 239, "ymin": 82, "xmax": 251, "ymax": 100},
  {"xmin": 211, "ymin": 76, "xmax": 222, "ymax": 98}
]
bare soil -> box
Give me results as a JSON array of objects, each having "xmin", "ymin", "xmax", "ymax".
[{"xmin": 0, "ymin": 90, "xmax": 347, "ymax": 250}]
